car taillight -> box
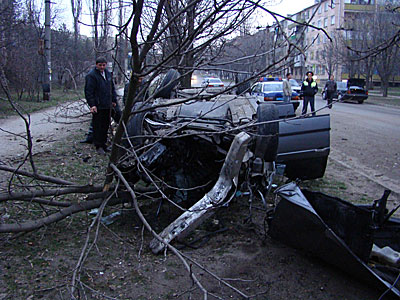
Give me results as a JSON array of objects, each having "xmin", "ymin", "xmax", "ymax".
[
  {"xmin": 292, "ymin": 96, "xmax": 299, "ymax": 100},
  {"xmin": 347, "ymin": 90, "xmax": 351, "ymax": 94},
  {"xmin": 264, "ymin": 97, "xmax": 273, "ymax": 101},
  {"xmin": 366, "ymin": 91, "xmax": 368, "ymax": 95},
  {"xmin": 209, "ymin": 84, "xmax": 214, "ymax": 87}
]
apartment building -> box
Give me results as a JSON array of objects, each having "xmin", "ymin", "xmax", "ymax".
[{"xmin": 268, "ymin": 0, "xmax": 380, "ymax": 82}]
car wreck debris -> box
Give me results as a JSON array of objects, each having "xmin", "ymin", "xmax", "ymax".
[
  {"xmin": 269, "ymin": 182, "xmax": 400, "ymax": 297},
  {"xmin": 149, "ymin": 132, "xmax": 251, "ymax": 254}
]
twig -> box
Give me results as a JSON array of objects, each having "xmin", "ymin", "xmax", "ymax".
[{"xmin": 110, "ymin": 163, "xmax": 209, "ymax": 299}]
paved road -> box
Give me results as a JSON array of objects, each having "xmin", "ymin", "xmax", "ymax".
[{"xmin": 309, "ymin": 96, "xmax": 400, "ymax": 194}]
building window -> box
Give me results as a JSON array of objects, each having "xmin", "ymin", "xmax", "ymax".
[
  {"xmin": 318, "ymin": 20, "xmax": 321, "ymax": 27},
  {"xmin": 325, "ymin": 2, "xmax": 329, "ymax": 11},
  {"xmin": 331, "ymin": 15, "xmax": 335, "ymax": 25},
  {"xmin": 317, "ymin": 35, "xmax": 320, "ymax": 44},
  {"xmin": 332, "ymin": 1, "xmax": 336, "ymax": 8},
  {"xmin": 324, "ymin": 18, "xmax": 328, "ymax": 27},
  {"xmin": 318, "ymin": 5, "xmax": 322, "ymax": 14},
  {"xmin": 323, "ymin": 35, "xmax": 327, "ymax": 43}
]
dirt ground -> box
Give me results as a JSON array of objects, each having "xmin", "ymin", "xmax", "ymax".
[{"xmin": 0, "ymin": 102, "xmax": 398, "ymax": 299}]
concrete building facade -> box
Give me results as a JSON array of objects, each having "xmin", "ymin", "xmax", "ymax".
[{"xmin": 268, "ymin": 0, "xmax": 382, "ymax": 82}]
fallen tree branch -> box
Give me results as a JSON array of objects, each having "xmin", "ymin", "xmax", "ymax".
[
  {"xmin": 0, "ymin": 165, "xmax": 76, "ymax": 186},
  {"xmin": 110, "ymin": 163, "xmax": 208, "ymax": 299},
  {"xmin": 10, "ymin": 197, "xmax": 72, "ymax": 207},
  {"xmin": 0, "ymin": 185, "xmax": 104, "ymax": 202},
  {"xmin": 0, "ymin": 196, "xmax": 126, "ymax": 233}
]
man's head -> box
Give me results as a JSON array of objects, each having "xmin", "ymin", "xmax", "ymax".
[
  {"xmin": 95, "ymin": 57, "xmax": 107, "ymax": 73},
  {"xmin": 286, "ymin": 73, "xmax": 292, "ymax": 79},
  {"xmin": 330, "ymin": 75, "xmax": 334, "ymax": 81},
  {"xmin": 306, "ymin": 71, "xmax": 313, "ymax": 80}
]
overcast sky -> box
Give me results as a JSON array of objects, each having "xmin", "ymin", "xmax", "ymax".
[
  {"xmin": 55, "ymin": 0, "xmax": 317, "ymax": 36},
  {"xmin": 256, "ymin": 0, "xmax": 316, "ymax": 27}
]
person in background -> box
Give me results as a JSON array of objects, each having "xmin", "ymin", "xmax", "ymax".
[
  {"xmin": 282, "ymin": 72, "xmax": 292, "ymax": 103},
  {"xmin": 324, "ymin": 74, "xmax": 337, "ymax": 109},
  {"xmin": 84, "ymin": 57, "xmax": 118, "ymax": 155},
  {"xmin": 301, "ymin": 71, "xmax": 318, "ymax": 116}
]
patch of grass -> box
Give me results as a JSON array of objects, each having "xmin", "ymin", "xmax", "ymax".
[
  {"xmin": 367, "ymin": 95, "xmax": 400, "ymax": 107},
  {"xmin": 0, "ymin": 88, "xmax": 84, "ymax": 118}
]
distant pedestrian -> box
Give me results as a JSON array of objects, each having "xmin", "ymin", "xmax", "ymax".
[
  {"xmin": 324, "ymin": 75, "xmax": 337, "ymax": 109},
  {"xmin": 283, "ymin": 73, "xmax": 293, "ymax": 103},
  {"xmin": 301, "ymin": 71, "xmax": 318, "ymax": 116},
  {"xmin": 84, "ymin": 57, "xmax": 118, "ymax": 155}
]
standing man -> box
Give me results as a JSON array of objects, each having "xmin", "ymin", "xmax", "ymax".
[
  {"xmin": 282, "ymin": 72, "xmax": 292, "ymax": 103},
  {"xmin": 84, "ymin": 57, "xmax": 117, "ymax": 154},
  {"xmin": 301, "ymin": 71, "xmax": 318, "ymax": 116},
  {"xmin": 324, "ymin": 75, "xmax": 337, "ymax": 109}
]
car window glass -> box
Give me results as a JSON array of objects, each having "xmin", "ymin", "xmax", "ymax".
[
  {"xmin": 262, "ymin": 83, "xmax": 282, "ymax": 92},
  {"xmin": 252, "ymin": 84, "xmax": 261, "ymax": 93},
  {"xmin": 289, "ymin": 79, "xmax": 299, "ymax": 87}
]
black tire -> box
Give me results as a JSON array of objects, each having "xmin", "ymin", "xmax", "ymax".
[
  {"xmin": 123, "ymin": 104, "xmax": 154, "ymax": 149},
  {"xmin": 255, "ymin": 103, "xmax": 279, "ymax": 162},
  {"xmin": 284, "ymin": 156, "xmax": 328, "ymax": 180},
  {"xmin": 357, "ymin": 99, "xmax": 364, "ymax": 104},
  {"xmin": 153, "ymin": 69, "xmax": 180, "ymax": 99}
]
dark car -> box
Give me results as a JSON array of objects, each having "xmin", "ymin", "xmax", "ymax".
[{"xmin": 340, "ymin": 78, "xmax": 368, "ymax": 104}]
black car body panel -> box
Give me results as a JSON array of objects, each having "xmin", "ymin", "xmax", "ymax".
[{"xmin": 269, "ymin": 182, "xmax": 400, "ymax": 297}]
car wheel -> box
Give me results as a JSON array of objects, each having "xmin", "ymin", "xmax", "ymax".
[
  {"xmin": 124, "ymin": 104, "xmax": 154, "ymax": 149},
  {"xmin": 153, "ymin": 69, "xmax": 180, "ymax": 99},
  {"xmin": 284, "ymin": 156, "xmax": 328, "ymax": 180},
  {"xmin": 358, "ymin": 99, "xmax": 364, "ymax": 104},
  {"xmin": 255, "ymin": 103, "xmax": 279, "ymax": 162}
]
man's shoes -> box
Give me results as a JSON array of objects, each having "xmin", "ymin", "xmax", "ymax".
[
  {"xmin": 96, "ymin": 147, "xmax": 106, "ymax": 155},
  {"xmin": 80, "ymin": 136, "xmax": 93, "ymax": 144}
]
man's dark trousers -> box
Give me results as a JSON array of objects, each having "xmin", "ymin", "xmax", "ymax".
[
  {"xmin": 302, "ymin": 96, "xmax": 316, "ymax": 116},
  {"xmin": 92, "ymin": 109, "xmax": 111, "ymax": 149}
]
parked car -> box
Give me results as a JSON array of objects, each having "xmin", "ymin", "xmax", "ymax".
[
  {"xmin": 341, "ymin": 78, "xmax": 368, "ymax": 104},
  {"xmin": 201, "ymin": 77, "xmax": 224, "ymax": 88},
  {"xmin": 289, "ymin": 78, "xmax": 301, "ymax": 93},
  {"xmin": 250, "ymin": 77, "xmax": 300, "ymax": 111}
]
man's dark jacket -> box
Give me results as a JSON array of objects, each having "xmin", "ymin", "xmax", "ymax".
[
  {"xmin": 301, "ymin": 79, "xmax": 318, "ymax": 97},
  {"xmin": 85, "ymin": 68, "xmax": 117, "ymax": 109}
]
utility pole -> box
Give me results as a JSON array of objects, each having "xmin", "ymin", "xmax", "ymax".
[{"xmin": 43, "ymin": 0, "xmax": 51, "ymax": 100}]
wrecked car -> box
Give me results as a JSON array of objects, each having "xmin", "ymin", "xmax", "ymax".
[
  {"xmin": 270, "ymin": 182, "xmax": 400, "ymax": 297},
  {"xmin": 121, "ymin": 92, "xmax": 330, "ymax": 204}
]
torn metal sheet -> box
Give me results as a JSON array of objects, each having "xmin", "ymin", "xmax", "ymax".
[
  {"xmin": 149, "ymin": 132, "xmax": 251, "ymax": 254},
  {"xmin": 269, "ymin": 182, "xmax": 400, "ymax": 297}
]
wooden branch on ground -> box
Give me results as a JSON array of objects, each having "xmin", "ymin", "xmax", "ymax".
[
  {"xmin": 0, "ymin": 196, "xmax": 126, "ymax": 233},
  {"xmin": 0, "ymin": 165, "xmax": 76, "ymax": 186},
  {"xmin": 0, "ymin": 185, "xmax": 104, "ymax": 202}
]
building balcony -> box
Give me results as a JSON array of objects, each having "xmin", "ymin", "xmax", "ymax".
[{"xmin": 344, "ymin": 3, "xmax": 376, "ymax": 12}]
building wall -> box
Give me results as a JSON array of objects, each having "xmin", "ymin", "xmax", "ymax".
[{"xmin": 268, "ymin": 0, "xmax": 379, "ymax": 83}]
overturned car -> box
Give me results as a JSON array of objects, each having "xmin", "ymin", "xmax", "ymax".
[{"xmin": 121, "ymin": 92, "xmax": 330, "ymax": 203}]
